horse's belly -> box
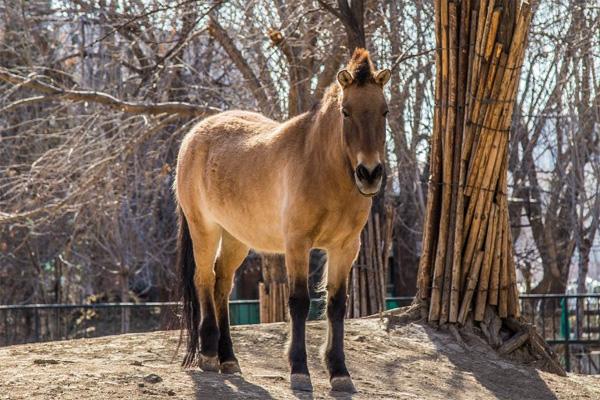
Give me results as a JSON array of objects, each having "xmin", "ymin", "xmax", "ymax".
[{"xmin": 207, "ymin": 199, "xmax": 285, "ymax": 253}]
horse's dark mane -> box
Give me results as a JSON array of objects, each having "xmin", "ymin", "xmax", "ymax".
[
  {"xmin": 347, "ymin": 48, "xmax": 375, "ymax": 86},
  {"xmin": 307, "ymin": 48, "xmax": 376, "ymax": 117}
]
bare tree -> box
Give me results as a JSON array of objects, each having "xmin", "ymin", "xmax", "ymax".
[{"xmin": 509, "ymin": 0, "xmax": 600, "ymax": 294}]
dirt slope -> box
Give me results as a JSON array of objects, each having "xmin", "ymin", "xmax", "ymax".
[{"xmin": 1, "ymin": 317, "xmax": 599, "ymax": 399}]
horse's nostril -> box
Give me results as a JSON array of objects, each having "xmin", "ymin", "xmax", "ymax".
[
  {"xmin": 356, "ymin": 164, "xmax": 370, "ymax": 181},
  {"xmin": 356, "ymin": 163, "xmax": 383, "ymax": 183},
  {"xmin": 372, "ymin": 163, "xmax": 383, "ymax": 180}
]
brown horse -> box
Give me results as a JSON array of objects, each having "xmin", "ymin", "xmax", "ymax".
[{"xmin": 175, "ymin": 48, "xmax": 390, "ymax": 393}]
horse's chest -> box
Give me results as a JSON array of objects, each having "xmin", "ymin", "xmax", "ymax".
[{"xmin": 312, "ymin": 205, "xmax": 369, "ymax": 247}]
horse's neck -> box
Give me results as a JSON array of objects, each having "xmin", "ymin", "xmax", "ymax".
[{"xmin": 304, "ymin": 90, "xmax": 354, "ymax": 193}]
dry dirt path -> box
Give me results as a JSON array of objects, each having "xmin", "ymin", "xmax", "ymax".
[{"xmin": 1, "ymin": 318, "xmax": 599, "ymax": 399}]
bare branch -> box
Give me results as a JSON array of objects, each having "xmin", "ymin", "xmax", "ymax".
[
  {"xmin": 0, "ymin": 68, "xmax": 220, "ymax": 117},
  {"xmin": 208, "ymin": 17, "xmax": 270, "ymax": 113}
]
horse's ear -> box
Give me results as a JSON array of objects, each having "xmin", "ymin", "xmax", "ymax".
[
  {"xmin": 337, "ymin": 69, "xmax": 353, "ymax": 88},
  {"xmin": 374, "ymin": 69, "xmax": 391, "ymax": 86}
]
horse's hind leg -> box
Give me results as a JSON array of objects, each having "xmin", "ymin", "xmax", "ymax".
[
  {"xmin": 323, "ymin": 239, "xmax": 360, "ymax": 393},
  {"xmin": 188, "ymin": 218, "xmax": 222, "ymax": 371},
  {"xmin": 214, "ymin": 231, "xmax": 249, "ymax": 374}
]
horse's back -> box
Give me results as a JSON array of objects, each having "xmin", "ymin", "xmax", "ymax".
[
  {"xmin": 194, "ymin": 110, "xmax": 278, "ymax": 139},
  {"xmin": 177, "ymin": 110, "xmax": 280, "ymax": 175}
]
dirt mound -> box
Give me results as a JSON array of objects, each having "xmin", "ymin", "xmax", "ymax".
[{"xmin": 1, "ymin": 317, "xmax": 599, "ymax": 399}]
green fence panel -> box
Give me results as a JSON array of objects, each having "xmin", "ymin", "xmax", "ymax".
[
  {"xmin": 386, "ymin": 299, "xmax": 399, "ymax": 310},
  {"xmin": 309, "ymin": 298, "xmax": 326, "ymax": 320},
  {"xmin": 230, "ymin": 301, "xmax": 260, "ymax": 325},
  {"xmin": 385, "ymin": 297, "xmax": 413, "ymax": 310}
]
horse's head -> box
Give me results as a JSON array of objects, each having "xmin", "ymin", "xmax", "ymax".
[{"xmin": 337, "ymin": 49, "xmax": 391, "ymax": 197}]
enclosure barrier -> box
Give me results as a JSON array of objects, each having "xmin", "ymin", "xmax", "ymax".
[
  {"xmin": 1, "ymin": 294, "xmax": 598, "ymax": 374},
  {"xmin": 519, "ymin": 294, "xmax": 600, "ymax": 374}
]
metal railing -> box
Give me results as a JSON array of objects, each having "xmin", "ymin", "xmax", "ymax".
[
  {"xmin": 0, "ymin": 297, "xmax": 414, "ymax": 347},
  {"xmin": 519, "ymin": 294, "xmax": 600, "ymax": 374},
  {"xmin": 0, "ymin": 300, "xmax": 256, "ymax": 346},
  {"xmin": 1, "ymin": 294, "xmax": 599, "ymax": 374}
]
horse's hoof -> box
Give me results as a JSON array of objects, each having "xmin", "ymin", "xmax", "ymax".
[
  {"xmin": 220, "ymin": 360, "xmax": 242, "ymax": 374},
  {"xmin": 290, "ymin": 374, "xmax": 313, "ymax": 392},
  {"xmin": 331, "ymin": 376, "xmax": 357, "ymax": 393},
  {"xmin": 198, "ymin": 354, "xmax": 219, "ymax": 372}
]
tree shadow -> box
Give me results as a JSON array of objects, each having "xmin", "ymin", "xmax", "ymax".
[
  {"xmin": 423, "ymin": 326, "xmax": 559, "ymax": 400},
  {"xmin": 186, "ymin": 370, "xmax": 275, "ymax": 400},
  {"xmin": 381, "ymin": 350, "xmax": 469, "ymax": 398},
  {"xmin": 376, "ymin": 317, "xmax": 561, "ymax": 399}
]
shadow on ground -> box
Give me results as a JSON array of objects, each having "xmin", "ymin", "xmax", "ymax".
[
  {"xmin": 187, "ymin": 370, "xmax": 329, "ymax": 400},
  {"xmin": 426, "ymin": 327, "xmax": 558, "ymax": 400},
  {"xmin": 187, "ymin": 370, "xmax": 274, "ymax": 399}
]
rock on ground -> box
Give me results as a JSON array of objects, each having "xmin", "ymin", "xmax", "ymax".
[{"xmin": 1, "ymin": 318, "xmax": 599, "ymax": 399}]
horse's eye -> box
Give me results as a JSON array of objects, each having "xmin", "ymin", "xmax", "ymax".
[
  {"xmin": 383, "ymin": 110, "xmax": 389, "ymax": 117},
  {"xmin": 342, "ymin": 108, "xmax": 350, "ymax": 118}
]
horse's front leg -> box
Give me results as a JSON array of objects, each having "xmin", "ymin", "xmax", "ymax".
[
  {"xmin": 324, "ymin": 239, "xmax": 360, "ymax": 393},
  {"xmin": 285, "ymin": 239, "xmax": 312, "ymax": 391}
]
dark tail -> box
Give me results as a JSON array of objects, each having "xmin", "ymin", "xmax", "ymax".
[{"xmin": 177, "ymin": 206, "xmax": 200, "ymax": 367}]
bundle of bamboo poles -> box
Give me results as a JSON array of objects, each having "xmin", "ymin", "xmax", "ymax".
[
  {"xmin": 347, "ymin": 207, "xmax": 394, "ymax": 318},
  {"xmin": 259, "ymin": 282, "xmax": 289, "ymax": 323},
  {"xmin": 259, "ymin": 254, "xmax": 288, "ymax": 323},
  {"xmin": 417, "ymin": 0, "xmax": 531, "ymax": 326}
]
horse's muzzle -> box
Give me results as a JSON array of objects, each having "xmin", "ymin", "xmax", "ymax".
[{"xmin": 354, "ymin": 162, "xmax": 383, "ymax": 197}]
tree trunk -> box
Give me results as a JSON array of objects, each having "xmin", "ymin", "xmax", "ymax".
[
  {"xmin": 576, "ymin": 237, "xmax": 592, "ymax": 339},
  {"xmin": 392, "ymin": 196, "xmax": 420, "ymax": 297},
  {"xmin": 120, "ymin": 269, "xmax": 130, "ymax": 333},
  {"xmin": 414, "ymin": 0, "xmax": 565, "ymax": 375}
]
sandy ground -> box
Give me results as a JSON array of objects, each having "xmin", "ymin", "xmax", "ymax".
[{"xmin": 1, "ymin": 317, "xmax": 600, "ymax": 399}]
